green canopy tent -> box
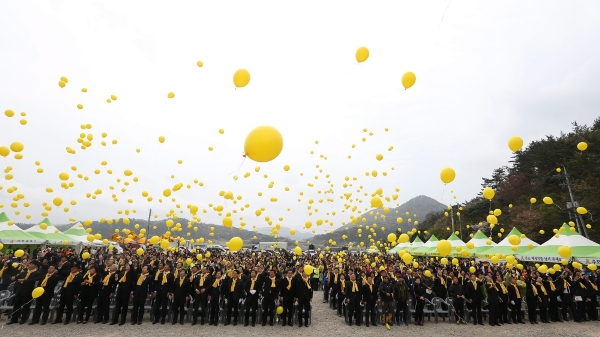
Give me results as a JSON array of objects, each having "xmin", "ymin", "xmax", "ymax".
[
  {"xmin": 0, "ymin": 212, "xmax": 45, "ymax": 248},
  {"xmin": 411, "ymin": 234, "xmax": 440, "ymax": 256},
  {"xmin": 25, "ymin": 218, "xmax": 80, "ymax": 246},
  {"xmin": 465, "ymin": 230, "xmax": 496, "ymax": 254},
  {"xmin": 389, "ymin": 235, "xmax": 422, "ymax": 254},
  {"xmin": 63, "ymin": 223, "xmax": 104, "ymax": 247},
  {"xmin": 477, "ymin": 227, "xmax": 539, "ymax": 256},
  {"xmin": 446, "ymin": 233, "xmax": 468, "ymax": 257},
  {"xmin": 517, "ymin": 223, "xmax": 600, "ymax": 265}
]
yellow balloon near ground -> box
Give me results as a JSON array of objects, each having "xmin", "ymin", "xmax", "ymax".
[
  {"xmin": 244, "ymin": 126, "xmax": 283, "ymax": 162},
  {"xmin": 276, "ymin": 306, "xmax": 284, "ymax": 315},
  {"xmin": 440, "ymin": 167, "xmax": 455, "ymax": 184},
  {"xmin": 15, "ymin": 249, "xmax": 24, "ymax": 257},
  {"xmin": 401, "ymin": 72, "xmax": 416, "ymax": 89},
  {"xmin": 557, "ymin": 246, "xmax": 572, "ymax": 258},
  {"xmin": 82, "ymin": 252, "xmax": 90, "ymax": 259},
  {"xmin": 32, "ymin": 287, "xmax": 45, "ymax": 299},
  {"xmin": 304, "ymin": 265, "xmax": 313, "ymax": 275},
  {"xmin": 233, "ymin": 69, "xmax": 251, "ymax": 88},
  {"xmin": 355, "ymin": 47, "xmax": 369, "ymax": 63}
]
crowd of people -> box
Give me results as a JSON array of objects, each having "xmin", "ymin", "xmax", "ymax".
[{"xmin": 0, "ymin": 244, "xmax": 599, "ymax": 330}]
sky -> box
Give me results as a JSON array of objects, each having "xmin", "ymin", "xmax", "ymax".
[{"xmin": 1, "ymin": 1, "xmax": 599, "ymax": 237}]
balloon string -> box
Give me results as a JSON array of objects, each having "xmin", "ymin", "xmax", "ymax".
[
  {"xmin": 440, "ymin": 184, "xmax": 446, "ymax": 203},
  {"xmin": 439, "ymin": 0, "xmax": 452, "ymax": 29},
  {"xmin": 1, "ymin": 297, "xmax": 35, "ymax": 327}
]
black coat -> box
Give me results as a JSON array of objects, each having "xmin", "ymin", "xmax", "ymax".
[
  {"xmin": 224, "ymin": 277, "xmax": 244, "ymax": 301},
  {"xmin": 100, "ymin": 272, "xmax": 118, "ymax": 295},
  {"xmin": 362, "ymin": 283, "xmax": 377, "ymax": 303},
  {"xmin": 244, "ymin": 277, "xmax": 263, "ymax": 295},
  {"xmin": 465, "ymin": 280, "xmax": 483, "ymax": 302},
  {"xmin": 39, "ymin": 272, "xmax": 61, "ymax": 297},
  {"xmin": 278, "ymin": 277, "xmax": 295, "ymax": 299},
  {"xmin": 61, "ymin": 272, "xmax": 84, "ymax": 297},
  {"xmin": 132, "ymin": 273, "xmax": 153, "ymax": 298},
  {"xmin": 171, "ymin": 277, "xmax": 191, "ymax": 302},
  {"xmin": 154, "ymin": 271, "xmax": 174, "ymax": 293},
  {"xmin": 485, "ymin": 282, "xmax": 500, "ymax": 304},
  {"xmin": 262, "ymin": 277, "xmax": 279, "ymax": 298},
  {"xmin": 295, "ymin": 276, "xmax": 313, "ymax": 301},
  {"xmin": 345, "ymin": 280, "xmax": 361, "ymax": 303},
  {"xmin": 79, "ymin": 273, "xmax": 100, "ymax": 296},
  {"xmin": 115, "ymin": 271, "xmax": 134, "ymax": 296},
  {"xmin": 14, "ymin": 270, "xmax": 43, "ymax": 298}
]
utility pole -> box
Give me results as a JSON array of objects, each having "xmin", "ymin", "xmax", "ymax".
[
  {"xmin": 147, "ymin": 209, "xmax": 152, "ymax": 236},
  {"xmin": 450, "ymin": 208, "xmax": 455, "ymax": 234},
  {"xmin": 562, "ymin": 166, "xmax": 589, "ymax": 238}
]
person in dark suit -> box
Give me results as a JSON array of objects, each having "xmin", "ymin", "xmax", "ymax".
[
  {"xmin": 571, "ymin": 274, "xmax": 587, "ymax": 322},
  {"xmin": 131, "ymin": 265, "xmax": 152, "ymax": 325},
  {"xmin": 30, "ymin": 265, "xmax": 60, "ymax": 325},
  {"xmin": 77, "ymin": 265, "xmax": 99, "ymax": 323},
  {"xmin": 544, "ymin": 275, "xmax": 559, "ymax": 322},
  {"xmin": 208, "ymin": 270, "xmax": 223, "ymax": 326},
  {"xmin": 53, "ymin": 263, "xmax": 83, "ymax": 325},
  {"xmin": 278, "ymin": 269, "xmax": 295, "ymax": 326},
  {"xmin": 193, "ymin": 266, "xmax": 212, "ymax": 325},
  {"xmin": 448, "ymin": 276, "xmax": 466, "ymax": 324},
  {"xmin": 153, "ymin": 263, "xmax": 174, "ymax": 325},
  {"xmin": 465, "ymin": 273, "xmax": 484, "ymax": 326},
  {"xmin": 224, "ymin": 269, "xmax": 243, "ymax": 325},
  {"xmin": 244, "ymin": 269, "xmax": 262, "ymax": 327},
  {"xmin": 170, "ymin": 269, "xmax": 190, "ymax": 325},
  {"xmin": 556, "ymin": 270, "xmax": 575, "ymax": 321},
  {"xmin": 94, "ymin": 265, "xmax": 117, "ymax": 324},
  {"xmin": 362, "ymin": 275, "xmax": 378, "ymax": 327},
  {"xmin": 0, "ymin": 260, "xmax": 16, "ymax": 291},
  {"xmin": 507, "ymin": 276, "xmax": 525, "ymax": 324},
  {"xmin": 413, "ymin": 276, "xmax": 427, "ymax": 326},
  {"xmin": 295, "ymin": 269, "xmax": 313, "ymax": 327},
  {"xmin": 346, "ymin": 272, "xmax": 362, "ymax": 326},
  {"xmin": 187, "ymin": 265, "xmax": 200, "ymax": 324},
  {"xmin": 261, "ymin": 269, "xmax": 278, "ymax": 326},
  {"xmin": 495, "ymin": 274, "xmax": 510, "ymax": 324},
  {"xmin": 111, "ymin": 263, "xmax": 134, "ymax": 325},
  {"xmin": 535, "ymin": 276, "xmax": 550, "ymax": 323},
  {"xmin": 337, "ymin": 273, "xmax": 347, "ymax": 318},
  {"xmin": 7, "ymin": 260, "xmax": 43, "ymax": 325},
  {"xmin": 485, "ymin": 275, "xmax": 500, "ymax": 326},
  {"xmin": 525, "ymin": 275, "xmax": 539, "ymax": 324}
]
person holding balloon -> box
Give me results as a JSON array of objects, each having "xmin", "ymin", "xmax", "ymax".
[
  {"xmin": 6, "ymin": 260, "xmax": 42, "ymax": 325},
  {"xmin": 29, "ymin": 265, "xmax": 60, "ymax": 325}
]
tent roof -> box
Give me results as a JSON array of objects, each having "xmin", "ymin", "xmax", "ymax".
[
  {"xmin": 476, "ymin": 227, "xmax": 539, "ymax": 255},
  {"xmin": 25, "ymin": 222, "xmax": 79, "ymax": 244},
  {"xmin": 518, "ymin": 224, "xmax": 600, "ymax": 262},
  {"xmin": 0, "ymin": 213, "xmax": 45, "ymax": 244}
]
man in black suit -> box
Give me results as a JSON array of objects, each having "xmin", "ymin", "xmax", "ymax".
[
  {"xmin": 94, "ymin": 265, "xmax": 117, "ymax": 324},
  {"xmin": 193, "ymin": 266, "xmax": 212, "ymax": 325},
  {"xmin": 362, "ymin": 275, "xmax": 378, "ymax": 327},
  {"xmin": 56, "ymin": 256, "xmax": 71, "ymax": 280},
  {"xmin": 244, "ymin": 269, "xmax": 262, "ymax": 327},
  {"xmin": 346, "ymin": 272, "xmax": 362, "ymax": 326},
  {"xmin": 261, "ymin": 269, "xmax": 279, "ymax": 326},
  {"xmin": 279, "ymin": 269, "xmax": 295, "ymax": 326},
  {"xmin": 131, "ymin": 265, "xmax": 152, "ymax": 325},
  {"xmin": 295, "ymin": 268, "xmax": 313, "ymax": 327},
  {"xmin": 170, "ymin": 269, "xmax": 190, "ymax": 325},
  {"xmin": 53, "ymin": 263, "xmax": 83, "ymax": 324},
  {"xmin": 465, "ymin": 273, "xmax": 484, "ymax": 325},
  {"xmin": 30, "ymin": 265, "xmax": 60, "ymax": 325},
  {"xmin": 507, "ymin": 276, "xmax": 525, "ymax": 324},
  {"xmin": 153, "ymin": 263, "xmax": 174, "ymax": 324},
  {"xmin": 224, "ymin": 269, "xmax": 243, "ymax": 326},
  {"xmin": 7, "ymin": 260, "xmax": 43, "ymax": 325}
]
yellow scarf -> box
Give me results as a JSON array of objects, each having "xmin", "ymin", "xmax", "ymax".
[
  {"xmin": 83, "ymin": 270, "xmax": 90, "ymax": 279},
  {"xmin": 24, "ymin": 269, "xmax": 35, "ymax": 280},
  {"xmin": 119, "ymin": 272, "xmax": 127, "ymax": 283},
  {"xmin": 162, "ymin": 271, "xmax": 170, "ymax": 285},
  {"xmin": 341, "ymin": 280, "xmax": 345, "ymax": 292},
  {"xmin": 230, "ymin": 278, "xmax": 237, "ymax": 292},
  {"xmin": 40, "ymin": 273, "xmax": 53, "ymax": 287},
  {"xmin": 351, "ymin": 280, "xmax": 358, "ymax": 292},
  {"xmin": 250, "ymin": 277, "xmax": 257, "ymax": 290},
  {"xmin": 212, "ymin": 276, "xmax": 221, "ymax": 288},
  {"xmin": 368, "ymin": 282, "xmax": 373, "ymax": 293},
  {"xmin": 548, "ymin": 280, "xmax": 556, "ymax": 292},
  {"xmin": 303, "ymin": 276, "xmax": 311, "ymax": 289},
  {"xmin": 270, "ymin": 276, "xmax": 276, "ymax": 287},
  {"xmin": 590, "ymin": 282, "xmax": 598, "ymax": 291},
  {"xmin": 189, "ymin": 272, "xmax": 199, "ymax": 282},
  {"xmin": 154, "ymin": 270, "xmax": 162, "ymax": 281},
  {"xmin": 179, "ymin": 277, "xmax": 184, "ymax": 287},
  {"xmin": 440, "ymin": 277, "xmax": 446, "ymax": 287},
  {"xmin": 498, "ymin": 281, "xmax": 508, "ymax": 294},
  {"xmin": 64, "ymin": 272, "xmax": 78, "ymax": 288},
  {"xmin": 199, "ymin": 274, "xmax": 206, "ymax": 287},
  {"xmin": 563, "ymin": 279, "xmax": 571, "ymax": 290},
  {"xmin": 362, "ymin": 276, "xmax": 367, "ymax": 285},
  {"xmin": 0, "ymin": 266, "xmax": 7, "ymax": 278},
  {"xmin": 334, "ymin": 273, "xmax": 338, "ymax": 284},
  {"xmin": 536, "ymin": 282, "xmax": 547, "ymax": 295},
  {"xmin": 531, "ymin": 283, "xmax": 538, "ymax": 296},
  {"xmin": 103, "ymin": 272, "xmax": 114, "ymax": 286},
  {"xmin": 472, "ymin": 280, "xmax": 477, "ymax": 290},
  {"xmin": 137, "ymin": 272, "xmax": 148, "ymax": 286},
  {"xmin": 579, "ymin": 281, "xmax": 587, "ymax": 289},
  {"xmin": 512, "ymin": 284, "xmax": 521, "ymax": 298}
]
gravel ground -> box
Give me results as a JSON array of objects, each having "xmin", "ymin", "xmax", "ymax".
[{"xmin": 1, "ymin": 297, "xmax": 598, "ymax": 337}]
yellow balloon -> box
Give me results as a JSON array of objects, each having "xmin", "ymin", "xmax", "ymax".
[
  {"xmin": 229, "ymin": 237, "xmax": 243, "ymax": 251},
  {"xmin": 294, "ymin": 246, "xmax": 302, "ymax": 255},
  {"xmin": 482, "ymin": 187, "xmax": 495, "ymax": 200},
  {"xmin": 387, "ymin": 233, "xmax": 397, "ymax": 243},
  {"xmin": 424, "ymin": 270, "xmax": 432, "ymax": 277},
  {"xmin": 82, "ymin": 252, "xmax": 90, "ymax": 259},
  {"xmin": 136, "ymin": 248, "xmax": 144, "ymax": 256},
  {"xmin": 508, "ymin": 136, "xmax": 524, "ymax": 152},
  {"xmin": 399, "ymin": 233, "xmax": 409, "ymax": 243},
  {"xmin": 0, "ymin": 146, "xmax": 10, "ymax": 157},
  {"xmin": 32, "ymin": 287, "xmax": 45, "ymax": 299},
  {"xmin": 158, "ymin": 136, "xmax": 165, "ymax": 143},
  {"xmin": 401, "ymin": 72, "xmax": 416, "ymax": 89},
  {"xmin": 576, "ymin": 207, "xmax": 587, "ymax": 215},
  {"xmin": 276, "ymin": 306, "xmax": 284, "ymax": 315},
  {"xmin": 508, "ymin": 235, "xmax": 521, "ymax": 246},
  {"xmin": 557, "ymin": 246, "xmax": 572, "ymax": 258},
  {"xmin": 437, "ymin": 240, "xmax": 452, "ymax": 256},
  {"xmin": 577, "ymin": 142, "xmax": 587, "ymax": 151},
  {"xmin": 244, "ymin": 126, "xmax": 283, "ymax": 162},
  {"xmin": 14, "ymin": 249, "xmax": 24, "ymax": 258},
  {"xmin": 543, "ymin": 197, "xmax": 553, "ymax": 205},
  {"xmin": 440, "ymin": 167, "xmax": 456, "ymax": 184},
  {"xmin": 233, "ymin": 69, "xmax": 251, "ymax": 88},
  {"xmin": 223, "ymin": 217, "xmax": 233, "ymax": 228},
  {"xmin": 355, "ymin": 46, "xmax": 369, "ymax": 63},
  {"xmin": 10, "ymin": 142, "xmax": 24, "ymax": 153},
  {"xmin": 53, "ymin": 197, "xmax": 63, "ymax": 207}
]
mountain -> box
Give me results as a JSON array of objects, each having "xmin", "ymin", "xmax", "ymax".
[
  {"xmin": 14, "ymin": 218, "xmax": 293, "ymax": 246},
  {"xmin": 256, "ymin": 226, "xmax": 314, "ymax": 241},
  {"xmin": 308, "ymin": 195, "xmax": 446, "ymax": 246}
]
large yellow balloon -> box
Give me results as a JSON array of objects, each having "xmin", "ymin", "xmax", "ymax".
[
  {"xmin": 370, "ymin": 196, "xmax": 383, "ymax": 208},
  {"xmin": 437, "ymin": 240, "xmax": 452, "ymax": 256},
  {"xmin": 0, "ymin": 146, "xmax": 9, "ymax": 157},
  {"xmin": 577, "ymin": 142, "xmax": 587, "ymax": 151},
  {"xmin": 32, "ymin": 287, "xmax": 45, "ymax": 299},
  {"xmin": 10, "ymin": 142, "xmax": 24, "ymax": 153},
  {"xmin": 387, "ymin": 233, "xmax": 397, "ymax": 243},
  {"xmin": 233, "ymin": 69, "xmax": 251, "ymax": 88},
  {"xmin": 14, "ymin": 249, "xmax": 24, "ymax": 258},
  {"xmin": 244, "ymin": 126, "xmax": 283, "ymax": 162},
  {"xmin": 82, "ymin": 252, "xmax": 90, "ymax": 259},
  {"xmin": 482, "ymin": 187, "xmax": 495, "ymax": 200},
  {"xmin": 399, "ymin": 233, "xmax": 409, "ymax": 243},
  {"xmin": 508, "ymin": 235, "xmax": 521, "ymax": 245},
  {"xmin": 229, "ymin": 237, "xmax": 243, "ymax": 251},
  {"xmin": 355, "ymin": 47, "xmax": 369, "ymax": 63},
  {"xmin": 440, "ymin": 167, "xmax": 456, "ymax": 184},
  {"xmin": 223, "ymin": 217, "xmax": 233, "ymax": 228},
  {"xmin": 401, "ymin": 72, "xmax": 416, "ymax": 89},
  {"xmin": 557, "ymin": 246, "xmax": 572, "ymax": 258},
  {"xmin": 508, "ymin": 136, "xmax": 523, "ymax": 152}
]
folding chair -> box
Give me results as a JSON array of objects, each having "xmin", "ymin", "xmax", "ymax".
[
  {"xmin": 431, "ymin": 297, "xmax": 453, "ymax": 322},
  {"xmin": 422, "ymin": 298, "xmax": 436, "ymax": 322}
]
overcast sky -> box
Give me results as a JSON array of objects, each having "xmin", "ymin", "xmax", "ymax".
[{"xmin": 1, "ymin": 1, "xmax": 599, "ymax": 236}]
